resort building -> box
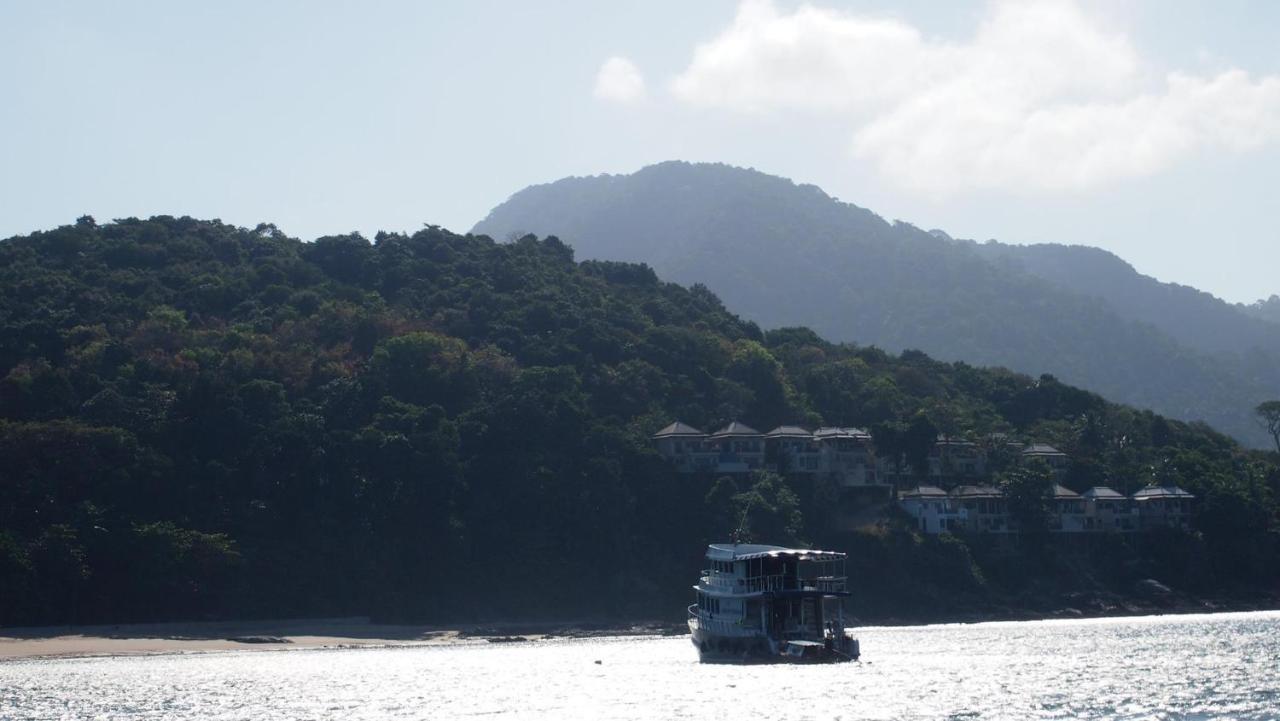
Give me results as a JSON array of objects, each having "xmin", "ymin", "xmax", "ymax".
[
  {"xmin": 1049, "ymin": 484, "xmax": 1088, "ymax": 533},
  {"xmin": 1132, "ymin": 485, "xmax": 1195, "ymax": 530},
  {"xmin": 928, "ymin": 436, "xmax": 987, "ymax": 480},
  {"xmin": 949, "ymin": 485, "xmax": 1012, "ymax": 533},
  {"xmin": 810, "ymin": 427, "xmax": 879, "ymax": 487},
  {"xmin": 1083, "ymin": 486, "xmax": 1139, "ymax": 532},
  {"xmin": 655, "ymin": 420, "xmax": 1197, "ymax": 540},
  {"xmin": 898, "ymin": 485, "xmax": 957, "ymax": 534},
  {"xmin": 652, "ymin": 421, "xmax": 886, "ymax": 487},
  {"xmin": 1021, "ymin": 444, "xmax": 1070, "ymax": 476},
  {"xmin": 765, "ymin": 425, "xmax": 820, "ymax": 472},
  {"xmin": 708, "ymin": 422, "xmax": 766, "ymax": 474},
  {"xmin": 897, "ymin": 483, "xmax": 1194, "ymax": 537}
]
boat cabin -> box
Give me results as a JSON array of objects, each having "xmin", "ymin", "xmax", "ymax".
[{"xmin": 690, "ymin": 543, "xmax": 853, "ymax": 657}]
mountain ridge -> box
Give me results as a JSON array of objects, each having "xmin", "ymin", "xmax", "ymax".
[{"xmin": 473, "ymin": 161, "xmax": 1280, "ymax": 447}]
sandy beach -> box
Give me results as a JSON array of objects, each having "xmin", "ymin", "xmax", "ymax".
[{"xmin": 0, "ymin": 617, "xmax": 684, "ymax": 661}]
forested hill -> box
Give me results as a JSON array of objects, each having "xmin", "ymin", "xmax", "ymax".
[
  {"xmin": 1, "ymin": 216, "xmax": 1276, "ymax": 627},
  {"xmin": 1243, "ymin": 295, "xmax": 1280, "ymax": 326},
  {"xmin": 973, "ymin": 243, "xmax": 1280, "ymax": 359},
  {"xmin": 473, "ymin": 161, "xmax": 1280, "ymax": 448}
]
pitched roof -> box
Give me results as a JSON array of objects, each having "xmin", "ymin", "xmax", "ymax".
[
  {"xmin": 935, "ymin": 435, "xmax": 976, "ymax": 447},
  {"xmin": 1051, "ymin": 484, "xmax": 1081, "ymax": 499},
  {"xmin": 765, "ymin": 425, "xmax": 812, "ymax": 438},
  {"xmin": 900, "ymin": 485, "xmax": 949, "ymax": 499},
  {"xmin": 813, "ymin": 427, "xmax": 871, "ymax": 440},
  {"xmin": 652, "ymin": 421, "xmax": 705, "ymax": 438},
  {"xmin": 1132, "ymin": 485, "xmax": 1195, "ymax": 500},
  {"xmin": 1023, "ymin": 443, "xmax": 1066, "ymax": 456},
  {"xmin": 950, "ymin": 485, "xmax": 1002, "ymax": 499},
  {"xmin": 710, "ymin": 421, "xmax": 762, "ymax": 438},
  {"xmin": 1083, "ymin": 486, "xmax": 1125, "ymax": 500}
]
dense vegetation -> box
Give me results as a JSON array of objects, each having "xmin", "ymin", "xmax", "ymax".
[
  {"xmin": 1242, "ymin": 295, "xmax": 1280, "ymax": 326},
  {"xmin": 1, "ymin": 217, "xmax": 1277, "ymax": 627},
  {"xmin": 974, "ymin": 242, "xmax": 1280, "ymax": 359},
  {"xmin": 474, "ymin": 161, "xmax": 1280, "ymax": 448}
]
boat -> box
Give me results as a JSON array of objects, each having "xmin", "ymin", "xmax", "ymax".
[{"xmin": 687, "ymin": 542, "xmax": 860, "ymax": 663}]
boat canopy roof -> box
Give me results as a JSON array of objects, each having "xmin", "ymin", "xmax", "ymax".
[{"xmin": 706, "ymin": 543, "xmax": 845, "ymax": 562}]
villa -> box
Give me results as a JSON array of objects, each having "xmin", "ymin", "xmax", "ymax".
[
  {"xmin": 1050, "ymin": 484, "xmax": 1088, "ymax": 532},
  {"xmin": 1083, "ymin": 486, "xmax": 1139, "ymax": 532},
  {"xmin": 652, "ymin": 420, "xmax": 1071, "ymax": 487},
  {"xmin": 1132, "ymin": 485, "xmax": 1195, "ymax": 530},
  {"xmin": 1021, "ymin": 443, "xmax": 1070, "ymax": 476},
  {"xmin": 949, "ymin": 485, "xmax": 1012, "ymax": 533},
  {"xmin": 899, "ymin": 482, "xmax": 1194, "ymax": 536},
  {"xmin": 652, "ymin": 421, "xmax": 884, "ymax": 488},
  {"xmin": 929, "ymin": 436, "xmax": 987, "ymax": 479},
  {"xmin": 898, "ymin": 485, "xmax": 956, "ymax": 533},
  {"xmin": 652, "ymin": 420, "xmax": 1195, "ymax": 538}
]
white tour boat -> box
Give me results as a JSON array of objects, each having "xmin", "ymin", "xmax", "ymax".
[{"xmin": 687, "ymin": 543, "xmax": 860, "ymax": 663}]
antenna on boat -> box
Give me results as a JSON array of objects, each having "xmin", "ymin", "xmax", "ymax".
[{"xmin": 732, "ymin": 494, "xmax": 754, "ymax": 544}]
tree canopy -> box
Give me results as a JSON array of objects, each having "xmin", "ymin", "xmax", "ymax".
[
  {"xmin": 1256, "ymin": 401, "xmax": 1280, "ymax": 454},
  {"xmin": 0, "ymin": 216, "xmax": 1276, "ymax": 626}
]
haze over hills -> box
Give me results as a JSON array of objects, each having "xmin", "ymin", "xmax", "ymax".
[
  {"xmin": 1242, "ymin": 296, "xmax": 1280, "ymax": 326},
  {"xmin": 972, "ymin": 242, "xmax": 1280, "ymax": 359},
  {"xmin": 473, "ymin": 161, "xmax": 1280, "ymax": 447}
]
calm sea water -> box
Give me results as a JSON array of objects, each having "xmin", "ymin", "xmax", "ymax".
[{"xmin": 2, "ymin": 611, "xmax": 1278, "ymax": 720}]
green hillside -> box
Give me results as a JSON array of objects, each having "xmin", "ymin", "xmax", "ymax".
[
  {"xmin": 474, "ymin": 161, "xmax": 1280, "ymax": 448},
  {"xmin": 1, "ymin": 216, "xmax": 1276, "ymax": 626}
]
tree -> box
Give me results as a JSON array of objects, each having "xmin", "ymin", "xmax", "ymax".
[
  {"xmin": 724, "ymin": 471, "xmax": 804, "ymax": 546},
  {"xmin": 998, "ymin": 462, "xmax": 1054, "ymax": 537},
  {"xmin": 902, "ymin": 413, "xmax": 939, "ymax": 482},
  {"xmin": 1257, "ymin": 401, "xmax": 1280, "ymax": 453}
]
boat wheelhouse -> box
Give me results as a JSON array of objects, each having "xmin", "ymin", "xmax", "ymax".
[{"xmin": 687, "ymin": 543, "xmax": 860, "ymax": 663}]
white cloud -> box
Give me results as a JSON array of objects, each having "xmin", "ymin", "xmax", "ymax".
[
  {"xmin": 670, "ymin": 0, "xmax": 1280, "ymax": 193},
  {"xmin": 594, "ymin": 56, "xmax": 647, "ymax": 104}
]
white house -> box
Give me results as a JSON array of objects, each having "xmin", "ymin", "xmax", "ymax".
[
  {"xmin": 1083, "ymin": 486, "xmax": 1138, "ymax": 532},
  {"xmin": 707, "ymin": 422, "xmax": 766, "ymax": 474},
  {"xmin": 950, "ymin": 485, "xmax": 1012, "ymax": 533},
  {"xmin": 1021, "ymin": 444, "xmax": 1070, "ymax": 476},
  {"xmin": 812, "ymin": 427, "xmax": 879, "ymax": 486},
  {"xmin": 1133, "ymin": 485, "xmax": 1195, "ymax": 530},
  {"xmin": 929, "ymin": 436, "xmax": 986, "ymax": 479},
  {"xmin": 1049, "ymin": 484, "xmax": 1088, "ymax": 533},
  {"xmin": 899, "ymin": 485, "xmax": 959, "ymax": 533}
]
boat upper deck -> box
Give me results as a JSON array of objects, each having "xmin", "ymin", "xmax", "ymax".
[
  {"xmin": 698, "ymin": 543, "xmax": 849, "ymax": 598},
  {"xmin": 706, "ymin": 543, "xmax": 846, "ymax": 562}
]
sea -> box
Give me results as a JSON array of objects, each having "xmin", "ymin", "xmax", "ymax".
[{"xmin": 2, "ymin": 611, "xmax": 1278, "ymax": 720}]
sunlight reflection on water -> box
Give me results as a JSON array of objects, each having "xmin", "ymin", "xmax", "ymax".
[{"xmin": 2, "ymin": 611, "xmax": 1278, "ymax": 720}]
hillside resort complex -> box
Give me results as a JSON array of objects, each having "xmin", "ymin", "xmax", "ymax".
[{"xmin": 653, "ymin": 421, "xmax": 1195, "ymax": 535}]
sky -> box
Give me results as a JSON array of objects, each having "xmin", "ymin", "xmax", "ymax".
[{"xmin": 2, "ymin": 0, "xmax": 1278, "ymax": 304}]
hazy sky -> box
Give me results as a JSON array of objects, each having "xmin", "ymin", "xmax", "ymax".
[{"xmin": 3, "ymin": 0, "xmax": 1278, "ymax": 303}]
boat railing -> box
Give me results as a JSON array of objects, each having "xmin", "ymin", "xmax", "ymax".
[
  {"xmin": 739, "ymin": 574, "xmax": 847, "ymax": 594},
  {"xmin": 688, "ymin": 605, "xmax": 761, "ymax": 637},
  {"xmin": 700, "ymin": 571, "xmax": 740, "ymax": 589}
]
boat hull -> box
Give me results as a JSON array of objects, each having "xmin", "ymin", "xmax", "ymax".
[
  {"xmin": 689, "ymin": 625, "xmax": 776, "ymax": 663},
  {"xmin": 689, "ymin": 623, "xmax": 858, "ymax": 664}
]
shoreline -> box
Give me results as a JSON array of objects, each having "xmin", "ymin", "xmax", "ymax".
[
  {"xmin": 4, "ymin": 600, "xmax": 1277, "ymax": 662},
  {"xmin": 0, "ymin": 617, "xmax": 685, "ymax": 662},
  {"xmin": 851, "ymin": 595, "xmax": 1280, "ymax": 629}
]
